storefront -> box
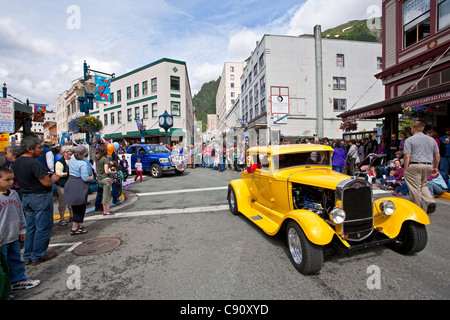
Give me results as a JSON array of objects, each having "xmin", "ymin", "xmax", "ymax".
[{"xmin": 338, "ymin": 82, "xmax": 450, "ymax": 142}]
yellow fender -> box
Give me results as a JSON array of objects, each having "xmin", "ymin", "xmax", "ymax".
[
  {"xmin": 228, "ymin": 179, "xmax": 253, "ymax": 213},
  {"xmin": 286, "ymin": 210, "xmax": 336, "ymax": 246},
  {"xmin": 373, "ymin": 197, "xmax": 430, "ymax": 239}
]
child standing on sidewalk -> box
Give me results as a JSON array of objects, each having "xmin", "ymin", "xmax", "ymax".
[{"xmin": 0, "ymin": 167, "xmax": 40, "ymax": 293}]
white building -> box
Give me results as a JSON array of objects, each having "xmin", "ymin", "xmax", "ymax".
[
  {"xmin": 237, "ymin": 34, "xmax": 384, "ymax": 142},
  {"xmin": 98, "ymin": 58, "xmax": 195, "ymax": 145},
  {"xmin": 216, "ymin": 62, "xmax": 245, "ymax": 132}
]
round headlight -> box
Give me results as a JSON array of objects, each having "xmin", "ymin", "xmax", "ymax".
[
  {"xmin": 330, "ymin": 207, "xmax": 346, "ymax": 224},
  {"xmin": 380, "ymin": 200, "xmax": 396, "ymax": 215}
]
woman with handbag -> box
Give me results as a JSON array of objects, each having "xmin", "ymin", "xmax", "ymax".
[{"xmin": 63, "ymin": 145, "xmax": 94, "ymax": 235}]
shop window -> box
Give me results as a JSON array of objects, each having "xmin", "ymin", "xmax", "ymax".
[
  {"xmin": 403, "ymin": 0, "xmax": 430, "ymax": 48},
  {"xmin": 442, "ymin": 68, "xmax": 450, "ymax": 83},
  {"xmin": 439, "ymin": 0, "xmax": 450, "ymax": 30},
  {"xmin": 429, "ymin": 74, "xmax": 440, "ymax": 87}
]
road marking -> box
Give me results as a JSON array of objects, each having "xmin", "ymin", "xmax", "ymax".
[
  {"xmin": 48, "ymin": 242, "xmax": 83, "ymax": 252},
  {"xmin": 84, "ymin": 205, "xmax": 230, "ymax": 221},
  {"xmin": 136, "ymin": 186, "xmax": 228, "ymax": 197}
]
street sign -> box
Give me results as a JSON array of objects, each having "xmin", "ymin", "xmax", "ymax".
[{"xmin": 0, "ymin": 98, "xmax": 15, "ymax": 133}]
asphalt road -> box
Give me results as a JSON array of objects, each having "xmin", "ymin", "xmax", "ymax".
[{"xmin": 15, "ymin": 167, "xmax": 450, "ymax": 302}]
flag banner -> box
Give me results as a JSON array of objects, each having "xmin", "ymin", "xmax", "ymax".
[
  {"xmin": 33, "ymin": 104, "xmax": 47, "ymax": 122},
  {"xmin": 136, "ymin": 119, "xmax": 143, "ymax": 131},
  {"xmin": 94, "ymin": 75, "xmax": 111, "ymax": 102}
]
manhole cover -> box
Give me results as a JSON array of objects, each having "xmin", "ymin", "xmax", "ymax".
[{"xmin": 73, "ymin": 237, "xmax": 121, "ymax": 256}]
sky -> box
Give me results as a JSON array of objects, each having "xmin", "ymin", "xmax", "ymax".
[{"xmin": 0, "ymin": 0, "xmax": 382, "ymax": 111}]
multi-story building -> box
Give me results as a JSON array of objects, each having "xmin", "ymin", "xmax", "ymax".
[
  {"xmin": 216, "ymin": 62, "xmax": 245, "ymax": 132},
  {"xmin": 339, "ymin": 0, "xmax": 450, "ymax": 137},
  {"xmin": 238, "ymin": 34, "xmax": 384, "ymax": 142},
  {"xmin": 97, "ymin": 58, "xmax": 195, "ymax": 145}
]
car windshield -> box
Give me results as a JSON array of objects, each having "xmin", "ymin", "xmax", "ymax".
[
  {"xmin": 145, "ymin": 145, "xmax": 170, "ymax": 154},
  {"xmin": 276, "ymin": 151, "xmax": 331, "ymax": 170}
]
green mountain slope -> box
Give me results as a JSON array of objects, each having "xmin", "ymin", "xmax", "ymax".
[
  {"xmin": 193, "ymin": 77, "xmax": 220, "ymax": 131},
  {"xmin": 303, "ymin": 18, "xmax": 382, "ymax": 42}
]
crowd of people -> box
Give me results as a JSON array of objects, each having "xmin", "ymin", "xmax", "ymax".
[
  {"xmin": 328, "ymin": 123, "xmax": 449, "ymax": 214},
  {"xmin": 1, "ymin": 136, "xmax": 128, "ymax": 297}
]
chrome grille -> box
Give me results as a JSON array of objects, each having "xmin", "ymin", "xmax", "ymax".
[{"xmin": 338, "ymin": 180, "xmax": 374, "ymax": 241}]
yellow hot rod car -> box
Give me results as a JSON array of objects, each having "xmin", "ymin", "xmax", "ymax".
[{"xmin": 227, "ymin": 144, "xmax": 430, "ymax": 275}]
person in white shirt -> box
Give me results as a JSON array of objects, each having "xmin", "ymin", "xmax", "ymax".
[{"xmin": 134, "ymin": 158, "xmax": 143, "ymax": 182}]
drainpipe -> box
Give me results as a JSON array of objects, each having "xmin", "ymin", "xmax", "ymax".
[{"xmin": 314, "ymin": 25, "xmax": 324, "ymax": 139}]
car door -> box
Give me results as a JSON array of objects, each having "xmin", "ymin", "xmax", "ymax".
[
  {"xmin": 127, "ymin": 146, "xmax": 137, "ymax": 169},
  {"xmin": 136, "ymin": 146, "xmax": 151, "ymax": 170},
  {"xmin": 252, "ymin": 152, "xmax": 276, "ymax": 210}
]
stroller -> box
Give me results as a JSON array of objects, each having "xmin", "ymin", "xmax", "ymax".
[{"xmin": 353, "ymin": 153, "xmax": 386, "ymax": 178}]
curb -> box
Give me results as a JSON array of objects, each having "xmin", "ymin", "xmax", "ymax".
[{"xmin": 437, "ymin": 192, "xmax": 450, "ymax": 201}]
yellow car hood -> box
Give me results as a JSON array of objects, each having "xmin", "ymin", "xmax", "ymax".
[{"xmin": 275, "ymin": 167, "xmax": 350, "ymax": 189}]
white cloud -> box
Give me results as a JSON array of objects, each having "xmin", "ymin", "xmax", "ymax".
[
  {"xmin": 286, "ymin": 0, "xmax": 382, "ymax": 36},
  {"xmin": 227, "ymin": 28, "xmax": 262, "ymax": 61}
]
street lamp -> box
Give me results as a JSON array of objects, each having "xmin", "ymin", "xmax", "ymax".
[
  {"xmin": 74, "ymin": 76, "xmax": 96, "ymax": 144},
  {"xmin": 74, "ymin": 61, "xmax": 115, "ymax": 145}
]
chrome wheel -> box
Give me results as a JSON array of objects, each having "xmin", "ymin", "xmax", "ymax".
[
  {"xmin": 288, "ymin": 227, "xmax": 303, "ymax": 264},
  {"xmin": 286, "ymin": 221, "xmax": 324, "ymax": 275}
]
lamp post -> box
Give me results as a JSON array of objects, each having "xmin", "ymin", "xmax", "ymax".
[{"xmin": 74, "ymin": 62, "xmax": 97, "ymax": 144}]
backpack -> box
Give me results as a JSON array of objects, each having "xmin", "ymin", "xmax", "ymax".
[
  {"xmin": 111, "ymin": 172, "xmax": 121, "ymax": 186},
  {"xmin": 0, "ymin": 252, "xmax": 11, "ymax": 300}
]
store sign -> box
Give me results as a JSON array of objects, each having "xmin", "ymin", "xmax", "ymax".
[
  {"xmin": 401, "ymin": 91, "xmax": 450, "ymax": 108},
  {"xmin": 0, "ymin": 98, "xmax": 15, "ymax": 133},
  {"xmin": 341, "ymin": 107, "xmax": 384, "ymax": 122}
]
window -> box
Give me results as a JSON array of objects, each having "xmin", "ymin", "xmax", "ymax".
[
  {"xmin": 170, "ymin": 76, "xmax": 180, "ymax": 91},
  {"xmin": 377, "ymin": 57, "xmax": 383, "ymax": 69},
  {"xmin": 142, "ymin": 81, "xmax": 148, "ymax": 95},
  {"xmin": 259, "ymin": 53, "xmax": 265, "ymax": 70},
  {"xmin": 230, "ymin": 75, "xmax": 235, "ymax": 81},
  {"xmin": 151, "ymin": 103, "xmax": 158, "ymax": 118},
  {"xmin": 333, "ymin": 99, "xmax": 347, "ymax": 112},
  {"xmin": 134, "ymin": 84, "xmax": 139, "ymax": 98},
  {"xmin": 117, "ymin": 90, "xmax": 121, "ymax": 102},
  {"xmin": 336, "ymin": 54, "xmax": 345, "ymax": 67},
  {"xmin": 143, "ymin": 105, "xmax": 148, "ymax": 119},
  {"xmin": 403, "ymin": 0, "xmax": 430, "ymax": 48},
  {"xmin": 231, "ymin": 83, "xmax": 235, "ymax": 88},
  {"xmin": 127, "ymin": 108, "xmax": 132, "ymax": 122},
  {"xmin": 171, "ymin": 102, "xmax": 180, "ymax": 116},
  {"xmin": 151, "ymin": 78, "xmax": 157, "ymax": 92},
  {"xmin": 135, "ymin": 107, "xmax": 140, "ymax": 120},
  {"xmin": 117, "ymin": 110, "xmax": 122, "ymax": 124},
  {"xmin": 126, "ymin": 86, "xmax": 131, "ymax": 99},
  {"xmin": 230, "ymin": 66, "xmax": 234, "ymax": 72},
  {"xmin": 439, "ymin": 0, "xmax": 450, "ymax": 30},
  {"xmin": 253, "ymin": 64, "xmax": 258, "ymax": 77},
  {"xmin": 104, "ymin": 114, "xmax": 108, "ymax": 125},
  {"xmin": 260, "ymin": 75, "xmax": 266, "ymax": 96},
  {"xmin": 110, "ymin": 112, "xmax": 115, "ymax": 125},
  {"xmin": 110, "ymin": 92, "xmax": 114, "ymax": 104},
  {"xmin": 333, "ymin": 77, "xmax": 347, "ymax": 90}
]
